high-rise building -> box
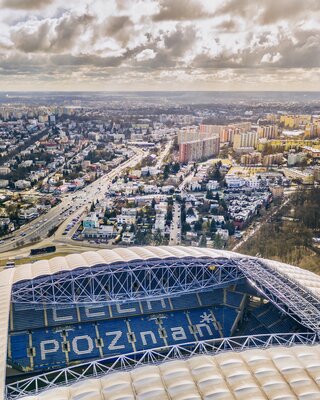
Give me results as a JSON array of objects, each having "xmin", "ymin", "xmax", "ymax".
[
  {"xmin": 263, "ymin": 153, "xmax": 283, "ymax": 166},
  {"xmin": 240, "ymin": 152, "xmax": 262, "ymax": 165},
  {"xmin": 257, "ymin": 125, "xmax": 279, "ymax": 139},
  {"xmin": 177, "ymin": 126, "xmax": 199, "ymax": 144},
  {"xmin": 304, "ymin": 123, "xmax": 318, "ymax": 138},
  {"xmin": 179, "ymin": 136, "xmax": 220, "ymax": 163},
  {"xmin": 233, "ymin": 131, "xmax": 259, "ymax": 150},
  {"xmin": 200, "ymin": 122, "xmax": 251, "ymax": 144},
  {"xmin": 280, "ymin": 115, "xmax": 311, "ymax": 128}
]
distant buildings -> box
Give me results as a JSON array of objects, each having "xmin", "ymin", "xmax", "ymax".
[{"xmin": 200, "ymin": 122, "xmax": 251, "ymax": 144}]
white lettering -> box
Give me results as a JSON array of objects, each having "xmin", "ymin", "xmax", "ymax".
[
  {"xmin": 116, "ymin": 303, "xmax": 136, "ymax": 313},
  {"xmin": 85, "ymin": 305, "xmax": 106, "ymax": 318},
  {"xmin": 40, "ymin": 339, "xmax": 59, "ymax": 360},
  {"xmin": 196, "ymin": 323, "xmax": 213, "ymax": 337},
  {"xmin": 140, "ymin": 331, "xmax": 157, "ymax": 346},
  {"xmin": 171, "ymin": 326, "xmax": 187, "ymax": 341},
  {"xmin": 52, "ymin": 308, "xmax": 73, "ymax": 322},
  {"xmin": 106, "ymin": 331, "xmax": 125, "ymax": 350},
  {"xmin": 146, "ymin": 299, "xmax": 167, "ymax": 310},
  {"xmin": 72, "ymin": 335, "xmax": 94, "ymax": 355}
]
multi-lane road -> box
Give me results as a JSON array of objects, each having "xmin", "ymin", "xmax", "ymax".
[{"xmin": 0, "ymin": 148, "xmax": 144, "ymax": 254}]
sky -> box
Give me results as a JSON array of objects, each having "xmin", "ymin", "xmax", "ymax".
[{"xmin": 0, "ymin": 0, "xmax": 319, "ymax": 91}]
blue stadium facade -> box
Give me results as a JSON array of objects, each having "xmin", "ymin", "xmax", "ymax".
[{"xmin": 4, "ymin": 246, "xmax": 320, "ymax": 399}]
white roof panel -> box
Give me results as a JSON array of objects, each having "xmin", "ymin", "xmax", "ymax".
[{"xmin": 20, "ymin": 345, "xmax": 320, "ymax": 400}]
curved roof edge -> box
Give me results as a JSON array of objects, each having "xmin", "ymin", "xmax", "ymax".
[
  {"xmin": 4, "ymin": 246, "xmax": 320, "ymax": 300},
  {"xmin": 10, "ymin": 246, "xmax": 242, "ymax": 285}
]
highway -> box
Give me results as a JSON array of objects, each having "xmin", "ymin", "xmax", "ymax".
[{"xmin": 0, "ymin": 148, "xmax": 144, "ymax": 253}]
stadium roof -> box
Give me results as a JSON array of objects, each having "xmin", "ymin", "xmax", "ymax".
[
  {"xmin": 11, "ymin": 246, "xmax": 240, "ymax": 284},
  {"xmin": 18, "ymin": 345, "xmax": 320, "ymax": 400},
  {"xmin": 8, "ymin": 246, "xmax": 320, "ymax": 298},
  {"xmin": 3, "ymin": 246, "xmax": 320, "ymax": 400}
]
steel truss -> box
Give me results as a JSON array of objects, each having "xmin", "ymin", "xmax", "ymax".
[
  {"xmin": 11, "ymin": 258, "xmax": 243, "ymax": 305},
  {"xmin": 238, "ymin": 258, "xmax": 320, "ymax": 332},
  {"xmin": 5, "ymin": 332, "xmax": 319, "ymax": 400}
]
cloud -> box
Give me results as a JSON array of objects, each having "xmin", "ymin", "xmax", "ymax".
[
  {"xmin": 1, "ymin": 0, "xmax": 54, "ymax": 9},
  {"xmin": 217, "ymin": 0, "xmax": 320, "ymax": 25},
  {"xmin": 0, "ymin": 0, "xmax": 319, "ymax": 90},
  {"xmin": 104, "ymin": 15, "xmax": 134, "ymax": 45},
  {"xmin": 136, "ymin": 49, "xmax": 156, "ymax": 62},
  {"xmin": 261, "ymin": 52, "xmax": 282, "ymax": 64},
  {"xmin": 10, "ymin": 12, "xmax": 95, "ymax": 53},
  {"xmin": 153, "ymin": 0, "xmax": 212, "ymax": 21}
]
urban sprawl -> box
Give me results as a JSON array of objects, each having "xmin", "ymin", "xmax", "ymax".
[{"xmin": 0, "ymin": 98, "xmax": 319, "ymax": 259}]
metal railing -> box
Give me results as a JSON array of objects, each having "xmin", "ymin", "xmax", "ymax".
[{"xmin": 6, "ymin": 332, "xmax": 319, "ymax": 399}]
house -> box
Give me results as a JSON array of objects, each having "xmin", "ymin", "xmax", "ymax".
[
  {"xmin": 188, "ymin": 178, "xmax": 202, "ymax": 191},
  {"xmin": 83, "ymin": 213, "xmax": 99, "ymax": 229},
  {"xmin": 14, "ymin": 180, "xmax": 31, "ymax": 190},
  {"xmin": 83, "ymin": 225, "xmax": 115, "ymax": 239},
  {"xmin": 206, "ymin": 180, "xmax": 219, "ymax": 190},
  {"xmin": 0, "ymin": 179, "xmax": 9, "ymax": 188},
  {"xmin": 122, "ymin": 232, "xmax": 135, "ymax": 244},
  {"xmin": 19, "ymin": 207, "xmax": 39, "ymax": 220},
  {"xmin": 216, "ymin": 228, "xmax": 229, "ymax": 241}
]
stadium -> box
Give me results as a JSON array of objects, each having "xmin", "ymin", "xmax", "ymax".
[{"xmin": 2, "ymin": 246, "xmax": 320, "ymax": 399}]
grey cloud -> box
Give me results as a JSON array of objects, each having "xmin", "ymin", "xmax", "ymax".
[
  {"xmin": 215, "ymin": 19, "xmax": 239, "ymax": 32},
  {"xmin": 192, "ymin": 27, "xmax": 320, "ymax": 69},
  {"xmin": 11, "ymin": 12, "xmax": 95, "ymax": 53},
  {"xmin": 153, "ymin": 0, "xmax": 213, "ymax": 21},
  {"xmin": 135, "ymin": 25, "xmax": 197, "ymax": 69},
  {"xmin": 217, "ymin": 0, "xmax": 320, "ymax": 25},
  {"xmin": 1, "ymin": 0, "xmax": 54, "ymax": 9},
  {"xmin": 104, "ymin": 16, "xmax": 134, "ymax": 45},
  {"xmin": 164, "ymin": 25, "xmax": 196, "ymax": 57},
  {"xmin": 50, "ymin": 54, "xmax": 125, "ymax": 68}
]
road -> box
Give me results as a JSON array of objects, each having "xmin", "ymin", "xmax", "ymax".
[
  {"xmin": 0, "ymin": 148, "xmax": 144, "ymax": 254},
  {"xmin": 169, "ymin": 202, "xmax": 181, "ymax": 246},
  {"xmin": 156, "ymin": 140, "xmax": 173, "ymax": 169}
]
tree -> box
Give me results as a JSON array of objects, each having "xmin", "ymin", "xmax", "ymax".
[
  {"xmin": 129, "ymin": 224, "xmax": 135, "ymax": 233},
  {"xmin": 210, "ymin": 219, "xmax": 217, "ymax": 233},
  {"xmin": 194, "ymin": 218, "xmax": 203, "ymax": 232},
  {"xmin": 206, "ymin": 190, "xmax": 213, "ymax": 199},
  {"xmin": 225, "ymin": 221, "xmax": 235, "ymax": 236},
  {"xmin": 163, "ymin": 164, "xmax": 170, "ymax": 180},
  {"xmin": 199, "ymin": 235, "xmax": 207, "ymax": 248},
  {"xmin": 213, "ymin": 234, "xmax": 224, "ymax": 249},
  {"xmin": 153, "ymin": 229, "xmax": 164, "ymax": 245}
]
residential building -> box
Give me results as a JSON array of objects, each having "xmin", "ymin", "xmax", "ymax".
[
  {"xmin": 179, "ymin": 136, "xmax": 220, "ymax": 163},
  {"xmin": 233, "ymin": 131, "xmax": 259, "ymax": 151}
]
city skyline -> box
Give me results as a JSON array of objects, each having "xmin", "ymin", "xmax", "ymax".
[{"xmin": 0, "ymin": 0, "xmax": 319, "ymax": 91}]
